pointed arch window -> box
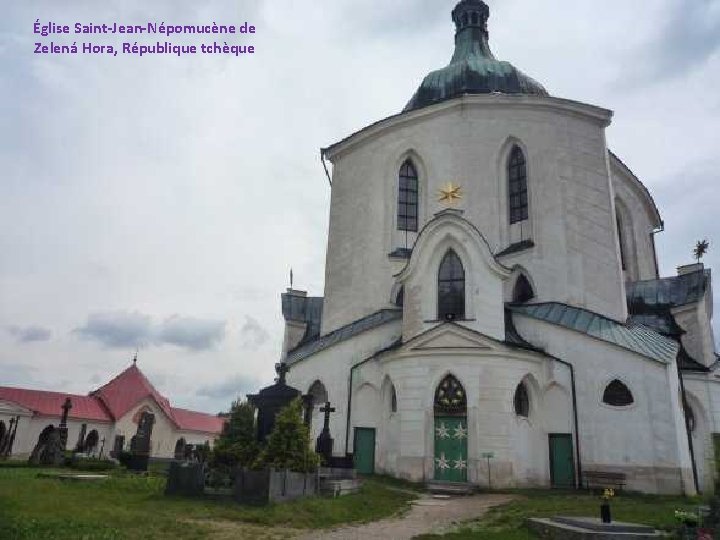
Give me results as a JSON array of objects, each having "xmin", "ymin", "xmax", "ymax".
[
  {"xmin": 434, "ymin": 374, "xmax": 467, "ymax": 414},
  {"xmin": 514, "ymin": 382, "xmax": 530, "ymax": 417},
  {"xmin": 512, "ymin": 274, "xmax": 535, "ymax": 303},
  {"xmin": 398, "ymin": 160, "xmax": 419, "ymax": 232},
  {"xmin": 508, "ymin": 146, "xmax": 528, "ymax": 224},
  {"xmin": 602, "ymin": 379, "xmax": 634, "ymax": 407},
  {"xmin": 616, "ymin": 213, "xmax": 627, "ymax": 271},
  {"xmin": 438, "ymin": 249, "xmax": 465, "ymax": 320},
  {"xmin": 390, "ymin": 384, "xmax": 398, "ymax": 413}
]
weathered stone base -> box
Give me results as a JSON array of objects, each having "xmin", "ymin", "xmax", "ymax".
[{"xmin": 527, "ymin": 517, "xmax": 664, "ymax": 539}]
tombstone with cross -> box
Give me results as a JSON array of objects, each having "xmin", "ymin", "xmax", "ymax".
[
  {"xmin": 315, "ymin": 401, "xmax": 335, "ymax": 464},
  {"xmin": 248, "ymin": 362, "xmax": 312, "ymax": 442}
]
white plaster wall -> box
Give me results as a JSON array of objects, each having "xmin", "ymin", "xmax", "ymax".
[
  {"xmin": 285, "ymin": 320, "xmax": 403, "ymax": 456},
  {"xmin": 514, "ymin": 314, "xmax": 694, "ymax": 494},
  {"xmin": 610, "ymin": 157, "xmax": 660, "ymax": 281},
  {"xmin": 321, "ymin": 95, "xmax": 626, "ymax": 335},
  {"xmin": 684, "ymin": 375, "xmax": 720, "ymax": 493},
  {"xmin": 114, "ymin": 398, "xmax": 182, "ymax": 458},
  {"xmin": 674, "ymin": 292, "xmax": 717, "ymax": 367},
  {"xmin": 1, "ymin": 415, "xmax": 112, "ymax": 459}
]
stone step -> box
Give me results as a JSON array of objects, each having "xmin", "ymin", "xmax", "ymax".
[
  {"xmin": 425, "ymin": 481, "xmax": 474, "ymax": 496},
  {"xmin": 319, "ymin": 478, "xmax": 362, "ymax": 497}
]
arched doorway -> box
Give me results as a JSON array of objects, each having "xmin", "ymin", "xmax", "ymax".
[{"xmin": 433, "ymin": 374, "xmax": 467, "ymax": 482}]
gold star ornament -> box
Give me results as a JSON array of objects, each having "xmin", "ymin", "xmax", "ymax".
[{"xmin": 438, "ymin": 182, "xmax": 463, "ymax": 205}]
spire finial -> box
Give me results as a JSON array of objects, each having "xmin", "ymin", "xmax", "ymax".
[
  {"xmin": 452, "ymin": 0, "xmax": 490, "ymax": 35},
  {"xmin": 290, "ymin": 267, "xmax": 294, "ymax": 289},
  {"xmin": 132, "ymin": 348, "xmax": 138, "ymax": 365}
]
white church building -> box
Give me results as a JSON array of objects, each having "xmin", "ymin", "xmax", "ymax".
[{"xmin": 280, "ymin": 0, "xmax": 719, "ymax": 495}]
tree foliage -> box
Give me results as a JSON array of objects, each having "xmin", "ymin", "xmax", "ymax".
[
  {"xmin": 210, "ymin": 399, "xmax": 258, "ymax": 469},
  {"xmin": 253, "ymin": 398, "xmax": 320, "ymax": 472}
]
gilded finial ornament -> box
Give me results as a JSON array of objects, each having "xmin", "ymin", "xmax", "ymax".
[{"xmin": 438, "ymin": 183, "xmax": 462, "ymax": 205}]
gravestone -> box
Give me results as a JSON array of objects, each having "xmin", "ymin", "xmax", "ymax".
[
  {"xmin": 127, "ymin": 411, "xmax": 155, "ymax": 471},
  {"xmin": 28, "ymin": 397, "xmax": 73, "ymax": 466},
  {"xmin": 2, "ymin": 416, "xmax": 20, "ymax": 458},
  {"xmin": 315, "ymin": 402, "xmax": 335, "ymax": 464},
  {"xmin": 28, "ymin": 424, "xmax": 64, "ymax": 466},
  {"xmin": 248, "ymin": 362, "xmax": 312, "ymax": 442},
  {"xmin": 75, "ymin": 423, "xmax": 87, "ymax": 453}
]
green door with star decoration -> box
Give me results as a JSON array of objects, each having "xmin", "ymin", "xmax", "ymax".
[
  {"xmin": 434, "ymin": 416, "xmax": 468, "ymax": 482},
  {"xmin": 433, "ymin": 374, "xmax": 468, "ymax": 482}
]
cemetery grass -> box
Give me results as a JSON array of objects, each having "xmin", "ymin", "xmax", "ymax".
[
  {"xmin": 415, "ymin": 489, "xmax": 703, "ymax": 539},
  {"xmin": 0, "ymin": 467, "xmax": 417, "ymax": 539}
]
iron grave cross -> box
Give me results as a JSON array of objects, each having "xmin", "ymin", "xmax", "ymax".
[{"xmin": 320, "ymin": 401, "xmax": 335, "ymax": 433}]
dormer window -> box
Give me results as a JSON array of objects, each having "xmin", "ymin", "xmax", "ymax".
[{"xmin": 438, "ymin": 249, "xmax": 465, "ymax": 320}]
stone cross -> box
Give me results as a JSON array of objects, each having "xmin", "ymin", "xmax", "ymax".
[
  {"xmin": 275, "ymin": 362, "xmax": 290, "ymax": 385},
  {"xmin": 320, "ymin": 402, "xmax": 335, "ymax": 433},
  {"xmin": 60, "ymin": 397, "xmax": 72, "ymax": 428}
]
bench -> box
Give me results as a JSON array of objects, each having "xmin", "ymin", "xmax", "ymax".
[{"xmin": 583, "ymin": 470, "xmax": 626, "ymax": 491}]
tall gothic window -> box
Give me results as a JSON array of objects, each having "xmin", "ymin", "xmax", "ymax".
[
  {"xmin": 398, "ymin": 160, "xmax": 419, "ymax": 232},
  {"xmin": 438, "ymin": 249, "xmax": 465, "ymax": 320},
  {"xmin": 508, "ymin": 146, "xmax": 528, "ymax": 224},
  {"xmin": 512, "ymin": 274, "xmax": 535, "ymax": 303},
  {"xmin": 514, "ymin": 382, "xmax": 530, "ymax": 417},
  {"xmin": 434, "ymin": 374, "xmax": 467, "ymax": 414},
  {"xmin": 390, "ymin": 384, "xmax": 398, "ymax": 413},
  {"xmin": 602, "ymin": 379, "xmax": 634, "ymax": 407},
  {"xmin": 616, "ymin": 214, "xmax": 627, "ymax": 271}
]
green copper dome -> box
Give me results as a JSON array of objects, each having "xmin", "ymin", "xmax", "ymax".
[{"xmin": 404, "ymin": 0, "xmax": 548, "ymax": 113}]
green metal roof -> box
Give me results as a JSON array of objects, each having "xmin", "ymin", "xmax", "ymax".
[
  {"xmin": 510, "ymin": 303, "xmax": 678, "ymax": 363},
  {"xmin": 626, "ymin": 270, "xmax": 710, "ymax": 309},
  {"xmin": 404, "ymin": 0, "xmax": 547, "ymax": 113}
]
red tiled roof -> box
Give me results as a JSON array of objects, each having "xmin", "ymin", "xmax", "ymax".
[
  {"xmin": 0, "ymin": 387, "xmax": 111, "ymax": 423},
  {"xmin": 90, "ymin": 364, "xmax": 177, "ymax": 425},
  {"xmin": 172, "ymin": 407, "xmax": 225, "ymax": 434},
  {"xmin": 0, "ymin": 364, "xmax": 224, "ymax": 436}
]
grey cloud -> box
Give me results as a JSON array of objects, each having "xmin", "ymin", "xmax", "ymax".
[
  {"xmin": 157, "ymin": 316, "xmax": 226, "ymax": 351},
  {"xmin": 74, "ymin": 311, "xmax": 153, "ymax": 349},
  {"xmin": 626, "ymin": 0, "xmax": 720, "ymax": 83},
  {"xmin": 239, "ymin": 316, "xmax": 270, "ymax": 350},
  {"xmin": 7, "ymin": 325, "xmax": 52, "ymax": 343},
  {"xmin": 74, "ymin": 312, "xmax": 226, "ymax": 351},
  {"xmin": 196, "ymin": 373, "xmax": 259, "ymax": 400}
]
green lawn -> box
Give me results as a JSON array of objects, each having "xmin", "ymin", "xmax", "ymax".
[
  {"xmin": 0, "ymin": 468, "xmax": 417, "ymax": 539},
  {"xmin": 416, "ymin": 489, "xmax": 705, "ymax": 539}
]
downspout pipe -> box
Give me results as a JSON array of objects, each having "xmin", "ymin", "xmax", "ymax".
[
  {"xmin": 344, "ymin": 353, "xmax": 377, "ymax": 454},
  {"xmin": 552, "ymin": 357, "xmax": 583, "ymax": 489},
  {"xmin": 321, "ymin": 150, "xmax": 332, "ymax": 187},
  {"xmin": 677, "ymin": 364, "xmax": 700, "ymax": 494}
]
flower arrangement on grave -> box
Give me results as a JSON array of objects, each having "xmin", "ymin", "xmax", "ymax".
[{"xmin": 600, "ymin": 488, "xmax": 614, "ymax": 523}]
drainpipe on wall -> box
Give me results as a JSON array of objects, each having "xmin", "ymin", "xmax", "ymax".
[
  {"xmin": 321, "ymin": 150, "xmax": 332, "ymax": 188},
  {"xmin": 677, "ymin": 364, "xmax": 700, "ymax": 494},
  {"xmin": 344, "ymin": 354, "xmax": 377, "ymax": 455},
  {"xmin": 552, "ymin": 357, "xmax": 583, "ymax": 489}
]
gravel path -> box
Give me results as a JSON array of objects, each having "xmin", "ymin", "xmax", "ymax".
[{"xmin": 295, "ymin": 493, "xmax": 516, "ymax": 540}]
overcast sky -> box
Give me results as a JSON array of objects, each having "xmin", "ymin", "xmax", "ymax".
[{"xmin": 1, "ymin": 0, "xmax": 719, "ymax": 414}]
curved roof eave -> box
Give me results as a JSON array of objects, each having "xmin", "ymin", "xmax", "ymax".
[
  {"xmin": 321, "ymin": 95, "xmax": 613, "ymax": 163},
  {"xmin": 609, "ymin": 151, "xmax": 663, "ymax": 229}
]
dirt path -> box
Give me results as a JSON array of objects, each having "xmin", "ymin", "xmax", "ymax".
[{"xmin": 295, "ymin": 493, "xmax": 516, "ymax": 540}]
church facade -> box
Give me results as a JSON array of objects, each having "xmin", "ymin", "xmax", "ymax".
[{"xmin": 280, "ymin": 0, "xmax": 719, "ymax": 495}]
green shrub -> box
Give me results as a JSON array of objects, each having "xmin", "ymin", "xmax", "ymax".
[{"xmin": 253, "ymin": 398, "xmax": 320, "ymax": 472}]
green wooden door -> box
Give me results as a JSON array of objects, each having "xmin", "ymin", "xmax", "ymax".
[
  {"xmin": 549, "ymin": 434, "xmax": 575, "ymax": 488},
  {"xmin": 353, "ymin": 428, "xmax": 375, "ymax": 474},
  {"xmin": 434, "ymin": 416, "xmax": 468, "ymax": 482}
]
